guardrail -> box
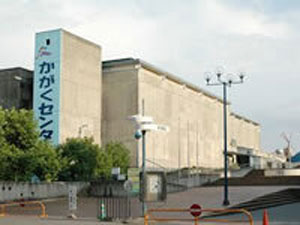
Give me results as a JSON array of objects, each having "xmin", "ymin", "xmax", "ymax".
[
  {"xmin": 145, "ymin": 207, "xmax": 254, "ymax": 225},
  {"xmin": 0, "ymin": 200, "xmax": 47, "ymax": 218}
]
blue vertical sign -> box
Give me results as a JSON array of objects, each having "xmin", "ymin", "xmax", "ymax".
[{"xmin": 34, "ymin": 30, "xmax": 61, "ymax": 145}]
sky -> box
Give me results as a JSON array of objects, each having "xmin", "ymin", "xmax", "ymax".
[{"xmin": 1, "ymin": 0, "xmax": 300, "ymax": 152}]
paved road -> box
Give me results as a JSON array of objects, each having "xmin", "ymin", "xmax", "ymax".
[
  {"xmin": 248, "ymin": 202, "xmax": 300, "ymax": 222},
  {"xmin": 0, "ymin": 186, "xmax": 299, "ymax": 225},
  {"xmin": 209, "ymin": 202, "xmax": 300, "ymax": 224},
  {"xmin": 0, "ymin": 216, "xmax": 299, "ymax": 225},
  {"xmin": 39, "ymin": 186, "xmax": 299, "ymax": 218}
]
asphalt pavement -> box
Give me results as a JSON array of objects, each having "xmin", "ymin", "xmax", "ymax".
[{"xmin": 0, "ymin": 186, "xmax": 299, "ymax": 225}]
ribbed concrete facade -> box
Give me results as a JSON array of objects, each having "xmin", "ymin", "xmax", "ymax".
[
  {"xmin": 229, "ymin": 113, "xmax": 260, "ymax": 151},
  {"xmin": 102, "ymin": 63, "xmax": 138, "ymax": 158},
  {"xmin": 102, "ymin": 59, "xmax": 261, "ymax": 169}
]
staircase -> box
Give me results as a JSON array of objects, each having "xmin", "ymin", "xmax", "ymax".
[
  {"xmin": 206, "ymin": 169, "xmax": 300, "ymax": 186},
  {"xmin": 231, "ymin": 188, "xmax": 300, "ymax": 211},
  {"xmin": 203, "ymin": 188, "xmax": 300, "ymax": 218}
]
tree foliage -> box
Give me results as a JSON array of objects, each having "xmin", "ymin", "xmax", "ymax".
[
  {"xmin": 97, "ymin": 142, "xmax": 130, "ymax": 178},
  {"xmin": 0, "ymin": 108, "xmax": 60, "ymax": 182},
  {"xmin": 57, "ymin": 137, "xmax": 101, "ymax": 181},
  {"xmin": 58, "ymin": 138, "xmax": 131, "ymax": 181},
  {"xmin": 0, "ymin": 108, "xmax": 131, "ymax": 182}
]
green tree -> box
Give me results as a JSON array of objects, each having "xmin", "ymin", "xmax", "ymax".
[
  {"xmin": 3, "ymin": 108, "xmax": 39, "ymax": 150},
  {"xmin": 58, "ymin": 137, "xmax": 101, "ymax": 181},
  {"xmin": 97, "ymin": 142, "xmax": 130, "ymax": 178},
  {"xmin": 0, "ymin": 109, "xmax": 5, "ymax": 145},
  {"xmin": 57, "ymin": 138, "xmax": 131, "ymax": 180},
  {"xmin": 0, "ymin": 108, "xmax": 60, "ymax": 181},
  {"xmin": 31, "ymin": 141, "xmax": 62, "ymax": 182}
]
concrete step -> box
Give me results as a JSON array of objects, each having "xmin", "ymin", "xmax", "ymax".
[
  {"xmin": 205, "ymin": 169, "xmax": 300, "ymax": 186},
  {"xmin": 202, "ymin": 188, "xmax": 300, "ymax": 219},
  {"xmin": 207, "ymin": 176, "xmax": 300, "ymax": 186}
]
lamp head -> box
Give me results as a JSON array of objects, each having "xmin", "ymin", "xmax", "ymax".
[
  {"xmin": 204, "ymin": 71, "xmax": 212, "ymax": 85},
  {"xmin": 239, "ymin": 73, "xmax": 245, "ymax": 82},
  {"xmin": 216, "ymin": 66, "xmax": 224, "ymax": 79},
  {"xmin": 206, "ymin": 77, "xmax": 210, "ymax": 84}
]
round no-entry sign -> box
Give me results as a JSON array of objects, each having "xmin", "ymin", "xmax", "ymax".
[{"xmin": 190, "ymin": 204, "xmax": 202, "ymax": 217}]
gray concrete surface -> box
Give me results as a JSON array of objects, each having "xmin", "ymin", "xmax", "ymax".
[
  {"xmin": 102, "ymin": 58, "xmax": 261, "ymax": 169},
  {"xmin": 148, "ymin": 185, "xmax": 300, "ymax": 209},
  {"xmin": 219, "ymin": 202, "xmax": 300, "ymax": 224},
  {"xmin": 1, "ymin": 186, "xmax": 299, "ymax": 224},
  {"xmin": 42, "ymin": 185, "xmax": 299, "ymax": 218}
]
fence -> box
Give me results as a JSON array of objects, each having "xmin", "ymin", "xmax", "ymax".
[{"xmin": 98, "ymin": 196, "xmax": 141, "ymax": 220}]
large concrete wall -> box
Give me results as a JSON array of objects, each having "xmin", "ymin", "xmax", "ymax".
[
  {"xmin": 138, "ymin": 67, "xmax": 224, "ymax": 169},
  {"xmin": 60, "ymin": 30, "xmax": 102, "ymax": 144},
  {"xmin": 102, "ymin": 63, "xmax": 139, "ymax": 166},
  {"xmin": 229, "ymin": 113, "xmax": 260, "ymax": 151},
  {"xmin": 102, "ymin": 58, "xmax": 261, "ymax": 169}
]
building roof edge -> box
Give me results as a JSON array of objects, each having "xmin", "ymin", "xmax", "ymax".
[
  {"xmin": 103, "ymin": 58, "xmax": 225, "ymax": 104},
  {"xmin": 0, "ymin": 67, "xmax": 33, "ymax": 73},
  {"xmin": 230, "ymin": 112, "xmax": 260, "ymax": 126}
]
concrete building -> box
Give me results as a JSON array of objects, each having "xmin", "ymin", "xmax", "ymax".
[
  {"xmin": 0, "ymin": 29, "xmax": 276, "ymax": 170},
  {"xmin": 0, "ymin": 67, "xmax": 33, "ymax": 109},
  {"xmin": 102, "ymin": 58, "xmax": 261, "ymax": 169}
]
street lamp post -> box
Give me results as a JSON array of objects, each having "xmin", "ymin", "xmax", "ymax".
[
  {"xmin": 205, "ymin": 69, "xmax": 244, "ymax": 206},
  {"xmin": 141, "ymin": 129, "xmax": 147, "ymax": 215}
]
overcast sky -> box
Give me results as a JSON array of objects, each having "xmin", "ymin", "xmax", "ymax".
[{"xmin": 1, "ymin": 0, "xmax": 300, "ymax": 152}]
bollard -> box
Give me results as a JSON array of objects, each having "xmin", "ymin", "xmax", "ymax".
[{"xmin": 98, "ymin": 200, "xmax": 106, "ymax": 221}]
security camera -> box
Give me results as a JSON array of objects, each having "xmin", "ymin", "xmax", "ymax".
[{"xmin": 134, "ymin": 130, "xmax": 142, "ymax": 140}]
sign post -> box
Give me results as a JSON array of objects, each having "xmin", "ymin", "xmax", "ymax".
[
  {"xmin": 128, "ymin": 114, "xmax": 169, "ymax": 216},
  {"xmin": 68, "ymin": 185, "xmax": 77, "ymax": 219}
]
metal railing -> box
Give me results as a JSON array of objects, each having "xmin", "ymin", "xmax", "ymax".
[
  {"xmin": 0, "ymin": 200, "xmax": 47, "ymax": 218},
  {"xmin": 99, "ymin": 196, "xmax": 133, "ymax": 220},
  {"xmin": 145, "ymin": 207, "xmax": 254, "ymax": 225}
]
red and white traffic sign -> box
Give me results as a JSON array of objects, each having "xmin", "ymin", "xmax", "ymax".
[{"xmin": 190, "ymin": 204, "xmax": 202, "ymax": 217}]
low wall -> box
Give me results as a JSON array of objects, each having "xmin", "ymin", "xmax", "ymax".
[
  {"xmin": 0, "ymin": 182, "xmax": 89, "ymax": 202},
  {"xmin": 264, "ymin": 169, "xmax": 300, "ymax": 177},
  {"xmin": 167, "ymin": 173, "xmax": 221, "ymax": 189},
  {"xmin": 228, "ymin": 168, "xmax": 253, "ymax": 178}
]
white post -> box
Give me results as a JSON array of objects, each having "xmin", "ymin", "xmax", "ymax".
[{"xmin": 68, "ymin": 185, "xmax": 77, "ymax": 219}]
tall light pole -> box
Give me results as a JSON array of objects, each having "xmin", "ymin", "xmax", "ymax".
[
  {"xmin": 205, "ymin": 68, "xmax": 245, "ymax": 206},
  {"xmin": 141, "ymin": 129, "xmax": 146, "ymax": 215}
]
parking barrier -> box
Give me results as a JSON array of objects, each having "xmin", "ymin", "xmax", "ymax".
[
  {"xmin": 145, "ymin": 207, "xmax": 254, "ymax": 225},
  {"xmin": 0, "ymin": 200, "xmax": 47, "ymax": 218}
]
